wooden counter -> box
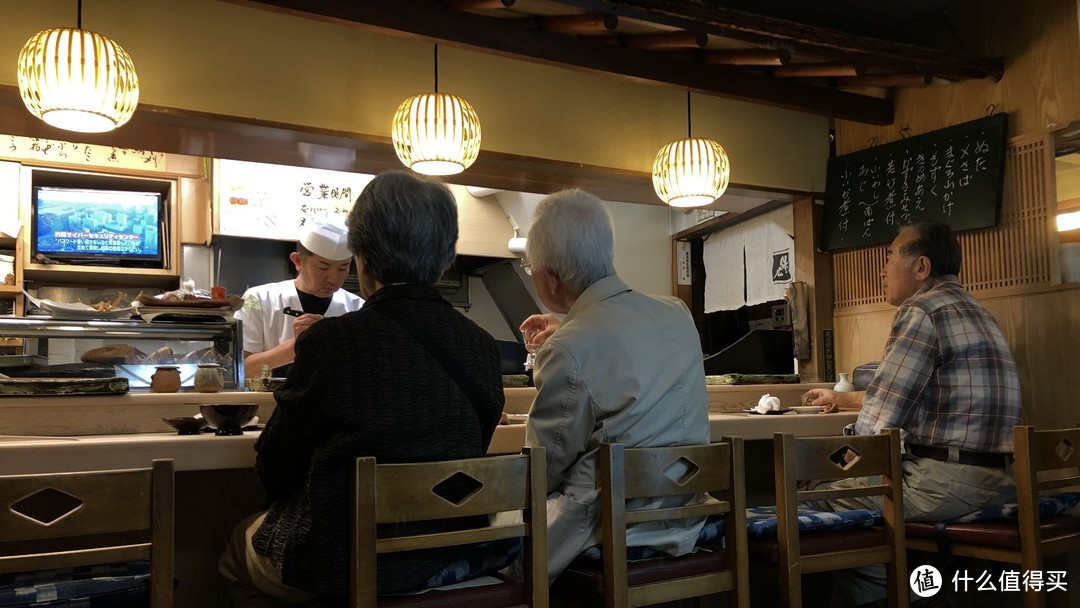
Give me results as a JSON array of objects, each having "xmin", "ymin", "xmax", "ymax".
[
  {"xmin": 0, "ymin": 393, "xmax": 854, "ymax": 608},
  {"xmin": 0, "ymin": 391, "xmax": 277, "ymax": 436},
  {"xmin": 0, "ymin": 411, "xmax": 858, "ymax": 475},
  {"xmin": 0, "ymin": 382, "xmax": 833, "ymax": 437}
]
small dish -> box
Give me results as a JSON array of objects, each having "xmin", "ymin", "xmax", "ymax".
[
  {"xmin": 742, "ymin": 408, "xmax": 792, "ymax": 415},
  {"xmin": 791, "ymin": 405, "xmax": 825, "ymax": 414},
  {"xmin": 163, "ymin": 416, "xmax": 208, "ymax": 435}
]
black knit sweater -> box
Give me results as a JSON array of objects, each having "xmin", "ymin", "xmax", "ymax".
[{"xmin": 251, "ymin": 284, "xmax": 505, "ymax": 595}]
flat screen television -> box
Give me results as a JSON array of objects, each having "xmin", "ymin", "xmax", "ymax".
[{"xmin": 32, "ymin": 186, "xmax": 165, "ymax": 267}]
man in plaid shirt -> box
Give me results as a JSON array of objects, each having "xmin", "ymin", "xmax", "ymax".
[{"xmin": 805, "ymin": 221, "xmax": 1021, "ymax": 607}]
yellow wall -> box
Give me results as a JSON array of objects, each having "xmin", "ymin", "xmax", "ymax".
[{"xmin": 0, "ymin": 0, "xmax": 829, "ymax": 193}]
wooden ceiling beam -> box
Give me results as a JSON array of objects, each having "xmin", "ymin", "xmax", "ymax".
[
  {"xmin": 538, "ymin": 12, "xmax": 618, "ymax": 33},
  {"xmin": 702, "ymin": 49, "xmax": 790, "ymax": 66},
  {"xmin": 448, "ymin": 0, "xmax": 516, "ymax": 10},
  {"xmin": 772, "ymin": 62, "xmax": 864, "ymax": 78},
  {"xmin": 623, "ymin": 31, "xmax": 708, "ymax": 49},
  {"xmin": 549, "ymin": 0, "xmax": 1003, "ymax": 80},
  {"xmin": 226, "ymin": 0, "xmax": 894, "ymax": 125},
  {"xmin": 835, "ymin": 72, "xmax": 933, "ymax": 88}
]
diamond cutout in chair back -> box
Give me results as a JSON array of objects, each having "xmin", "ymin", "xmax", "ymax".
[
  {"xmin": 432, "ymin": 471, "xmax": 484, "ymax": 505},
  {"xmin": 663, "ymin": 457, "xmax": 700, "ymax": 485},
  {"xmin": 829, "ymin": 446, "xmax": 861, "ymax": 471},
  {"xmin": 1055, "ymin": 438, "xmax": 1075, "ymax": 462},
  {"xmin": 11, "ymin": 487, "xmax": 84, "ymax": 525}
]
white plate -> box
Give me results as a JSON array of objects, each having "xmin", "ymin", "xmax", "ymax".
[
  {"xmin": 136, "ymin": 306, "xmax": 234, "ymax": 323},
  {"xmin": 39, "ymin": 300, "xmax": 135, "ymax": 320},
  {"xmin": 791, "ymin": 405, "xmax": 824, "ymax": 414}
]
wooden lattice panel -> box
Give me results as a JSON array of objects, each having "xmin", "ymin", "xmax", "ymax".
[{"xmin": 833, "ymin": 133, "xmax": 1054, "ymax": 310}]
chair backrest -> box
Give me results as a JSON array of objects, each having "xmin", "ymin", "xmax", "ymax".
[
  {"xmin": 599, "ymin": 438, "xmax": 749, "ymax": 608},
  {"xmin": 1013, "ymin": 425, "xmax": 1080, "ymax": 561},
  {"xmin": 773, "ymin": 429, "xmax": 905, "ymax": 594},
  {"xmin": 0, "ymin": 459, "xmax": 175, "ymax": 608},
  {"xmin": 350, "ymin": 446, "xmax": 547, "ymax": 608}
]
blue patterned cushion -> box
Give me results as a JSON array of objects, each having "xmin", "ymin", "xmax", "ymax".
[
  {"xmin": 745, "ymin": 506, "xmax": 882, "ymax": 539},
  {"xmin": 579, "ymin": 515, "xmax": 727, "ymax": 561},
  {"xmin": 421, "ymin": 537, "xmax": 522, "ymax": 589},
  {"xmin": 0, "ymin": 561, "xmax": 150, "ymax": 607},
  {"xmin": 946, "ymin": 492, "xmax": 1080, "ymax": 524}
]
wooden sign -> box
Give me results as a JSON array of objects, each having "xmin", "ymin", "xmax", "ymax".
[{"xmin": 822, "ymin": 114, "xmax": 1008, "ymax": 251}]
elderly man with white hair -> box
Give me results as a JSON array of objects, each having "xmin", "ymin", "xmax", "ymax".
[{"xmin": 514, "ymin": 188, "xmax": 710, "ymax": 580}]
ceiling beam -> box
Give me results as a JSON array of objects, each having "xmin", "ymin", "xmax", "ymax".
[
  {"xmin": 623, "ymin": 31, "xmax": 708, "ymax": 49},
  {"xmin": 449, "ymin": 0, "xmax": 517, "ymax": 9},
  {"xmin": 226, "ymin": 0, "xmax": 894, "ymax": 124},
  {"xmin": 702, "ymin": 49, "xmax": 790, "ymax": 66},
  {"xmin": 537, "ymin": 12, "xmax": 619, "ymax": 33},
  {"xmin": 772, "ymin": 62, "xmax": 864, "ymax": 78},
  {"xmin": 551, "ymin": 0, "xmax": 1003, "ymax": 81}
]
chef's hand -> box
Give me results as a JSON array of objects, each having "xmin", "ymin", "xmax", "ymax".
[
  {"xmin": 520, "ymin": 313, "xmax": 562, "ymax": 349},
  {"xmin": 292, "ymin": 313, "xmax": 324, "ymax": 338}
]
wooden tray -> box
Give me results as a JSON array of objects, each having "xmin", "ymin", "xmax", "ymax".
[{"xmin": 0, "ymin": 377, "xmax": 129, "ymax": 396}]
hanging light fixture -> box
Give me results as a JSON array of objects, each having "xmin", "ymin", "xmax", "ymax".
[
  {"xmin": 17, "ymin": 0, "xmax": 139, "ymax": 133},
  {"xmin": 651, "ymin": 92, "xmax": 730, "ymax": 208},
  {"xmin": 392, "ymin": 44, "xmax": 481, "ymax": 176}
]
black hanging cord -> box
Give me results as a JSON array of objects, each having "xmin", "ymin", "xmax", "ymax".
[
  {"xmin": 434, "ymin": 44, "xmax": 439, "ymax": 93},
  {"xmin": 686, "ymin": 91, "xmax": 692, "ymax": 139},
  {"xmin": 77, "ymin": 0, "xmax": 83, "ymax": 29}
]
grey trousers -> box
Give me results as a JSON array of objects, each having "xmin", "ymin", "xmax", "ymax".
[{"xmin": 806, "ymin": 454, "xmax": 1017, "ymax": 607}]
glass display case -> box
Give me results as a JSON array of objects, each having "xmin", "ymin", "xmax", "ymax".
[{"xmin": 0, "ymin": 318, "xmax": 244, "ymax": 390}]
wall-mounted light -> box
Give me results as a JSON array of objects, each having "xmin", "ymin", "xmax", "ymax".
[
  {"xmin": 17, "ymin": 1, "xmax": 139, "ymax": 133},
  {"xmin": 1058, "ymin": 210, "xmax": 1080, "ymax": 232},
  {"xmin": 392, "ymin": 44, "xmax": 481, "ymax": 176},
  {"xmin": 651, "ymin": 92, "xmax": 730, "ymax": 208}
]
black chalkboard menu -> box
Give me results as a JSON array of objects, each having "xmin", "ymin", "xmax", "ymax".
[{"xmin": 822, "ymin": 114, "xmax": 1008, "ymax": 251}]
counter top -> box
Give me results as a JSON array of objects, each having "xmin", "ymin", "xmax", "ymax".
[{"xmin": 0, "ymin": 411, "xmax": 858, "ymax": 475}]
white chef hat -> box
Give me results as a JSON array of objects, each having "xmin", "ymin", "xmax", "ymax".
[{"xmin": 299, "ymin": 220, "xmax": 351, "ymax": 261}]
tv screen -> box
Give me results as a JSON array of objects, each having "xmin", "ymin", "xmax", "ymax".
[{"xmin": 33, "ymin": 186, "xmax": 164, "ymax": 264}]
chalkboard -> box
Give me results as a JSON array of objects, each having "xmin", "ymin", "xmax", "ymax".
[{"xmin": 822, "ymin": 113, "xmax": 1008, "ymax": 251}]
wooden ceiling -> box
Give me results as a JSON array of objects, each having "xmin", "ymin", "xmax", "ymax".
[{"xmin": 228, "ymin": 0, "xmax": 1003, "ymax": 126}]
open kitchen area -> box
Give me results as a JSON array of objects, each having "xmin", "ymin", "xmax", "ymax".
[{"xmin": 0, "ymin": 1, "xmax": 1078, "ymax": 607}]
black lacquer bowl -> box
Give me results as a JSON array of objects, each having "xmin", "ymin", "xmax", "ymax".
[
  {"xmin": 199, "ymin": 404, "xmax": 259, "ymax": 436},
  {"xmin": 162, "ymin": 416, "xmax": 209, "ymax": 435}
]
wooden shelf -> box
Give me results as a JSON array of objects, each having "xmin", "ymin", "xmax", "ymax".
[
  {"xmin": 24, "ymin": 265, "xmax": 180, "ymax": 289},
  {"xmin": 0, "ymin": 284, "xmax": 20, "ymax": 294}
]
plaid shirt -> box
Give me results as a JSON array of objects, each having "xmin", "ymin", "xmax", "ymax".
[{"xmin": 855, "ymin": 275, "xmax": 1021, "ymax": 452}]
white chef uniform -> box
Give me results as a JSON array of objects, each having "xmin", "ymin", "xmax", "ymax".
[
  {"xmin": 234, "ymin": 221, "xmax": 363, "ymax": 355},
  {"xmin": 235, "ymin": 279, "xmax": 362, "ymax": 355}
]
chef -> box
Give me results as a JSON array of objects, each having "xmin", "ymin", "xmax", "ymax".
[{"xmin": 235, "ymin": 220, "xmax": 363, "ymax": 378}]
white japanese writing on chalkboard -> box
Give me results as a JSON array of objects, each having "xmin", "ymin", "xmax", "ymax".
[{"xmin": 822, "ymin": 114, "xmax": 1008, "ymax": 251}]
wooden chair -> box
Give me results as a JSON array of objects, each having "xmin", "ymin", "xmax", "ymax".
[
  {"xmin": 0, "ymin": 459, "xmax": 175, "ymax": 607},
  {"xmin": 551, "ymin": 438, "xmax": 750, "ymax": 608},
  {"xmin": 906, "ymin": 425, "xmax": 1080, "ymax": 608},
  {"xmin": 751, "ymin": 429, "xmax": 907, "ymax": 608},
  {"xmin": 350, "ymin": 446, "xmax": 547, "ymax": 608}
]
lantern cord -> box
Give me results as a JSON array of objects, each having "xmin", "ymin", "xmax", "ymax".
[
  {"xmin": 434, "ymin": 44, "xmax": 439, "ymax": 93},
  {"xmin": 687, "ymin": 91, "xmax": 692, "ymax": 139},
  {"xmin": 77, "ymin": 0, "xmax": 83, "ymax": 29}
]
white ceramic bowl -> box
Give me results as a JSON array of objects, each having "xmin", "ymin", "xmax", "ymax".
[{"xmin": 791, "ymin": 405, "xmax": 824, "ymax": 414}]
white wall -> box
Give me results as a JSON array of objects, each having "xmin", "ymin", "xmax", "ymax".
[{"xmin": 490, "ymin": 191, "xmax": 673, "ymax": 296}]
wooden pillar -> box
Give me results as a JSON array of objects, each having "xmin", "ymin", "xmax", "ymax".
[{"xmin": 792, "ymin": 197, "xmax": 834, "ymax": 382}]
